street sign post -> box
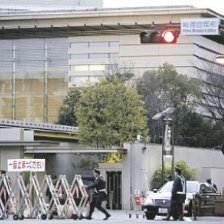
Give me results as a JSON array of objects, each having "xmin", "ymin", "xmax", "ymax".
[
  {"xmin": 181, "ymin": 18, "xmax": 220, "ymax": 35},
  {"xmin": 8, "ymin": 159, "xmax": 45, "ymax": 172}
]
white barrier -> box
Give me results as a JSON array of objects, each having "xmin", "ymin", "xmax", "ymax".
[{"xmin": 0, "ymin": 175, "xmax": 89, "ymax": 220}]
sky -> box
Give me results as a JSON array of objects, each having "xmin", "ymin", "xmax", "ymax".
[{"xmin": 104, "ymin": 0, "xmax": 224, "ymax": 16}]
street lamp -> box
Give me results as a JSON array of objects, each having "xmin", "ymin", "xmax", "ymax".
[{"xmin": 152, "ymin": 107, "xmax": 176, "ymax": 185}]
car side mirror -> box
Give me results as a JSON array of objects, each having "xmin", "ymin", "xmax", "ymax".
[{"xmin": 153, "ymin": 189, "xmax": 158, "ymax": 193}]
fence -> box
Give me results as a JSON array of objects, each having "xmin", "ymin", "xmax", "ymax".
[{"xmin": 0, "ymin": 174, "xmax": 89, "ymax": 220}]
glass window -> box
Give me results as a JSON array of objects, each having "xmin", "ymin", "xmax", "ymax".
[
  {"xmin": 74, "ymin": 65, "xmax": 89, "ymax": 71},
  {"xmin": 71, "ymin": 54, "xmax": 88, "ymax": 59},
  {"xmin": 106, "ymin": 64, "xmax": 118, "ymax": 71},
  {"xmin": 70, "ymin": 42, "xmax": 88, "ymax": 48},
  {"xmin": 160, "ymin": 181, "xmax": 173, "ymax": 193},
  {"xmin": 89, "ymin": 53, "xmax": 109, "ymax": 59},
  {"xmin": 200, "ymin": 184, "xmax": 216, "ymax": 193},
  {"xmin": 89, "ymin": 65, "xmax": 105, "ymax": 71},
  {"xmin": 109, "ymin": 41, "xmax": 119, "ymax": 47},
  {"xmin": 109, "ymin": 53, "xmax": 119, "ymax": 59},
  {"xmin": 89, "ymin": 42, "xmax": 109, "ymax": 48}
]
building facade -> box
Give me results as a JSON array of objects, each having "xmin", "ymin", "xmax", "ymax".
[{"xmin": 0, "ymin": 6, "xmax": 224, "ymax": 122}]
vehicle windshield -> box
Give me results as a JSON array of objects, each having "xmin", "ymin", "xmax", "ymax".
[{"xmin": 159, "ymin": 181, "xmax": 199, "ymax": 193}]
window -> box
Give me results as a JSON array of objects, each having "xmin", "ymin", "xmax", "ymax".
[
  {"xmin": 200, "ymin": 184, "xmax": 216, "ymax": 194},
  {"xmin": 106, "ymin": 64, "xmax": 118, "ymax": 71},
  {"xmin": 89, "ymin": 65, "xmax": 105, "ymax": 71},
  {"xmin": 73, "ymin": 64, "xmax": 105, "ymax": 71},
  {"xmin": 89, "ymin": 42, "xmax": 108, "ymax": 48},
  {"xmin": 74, "ymin": 65, "xmax": 89, "ymax": 71},
  {"xmin": 70, "ymin": 42, "xmax": 88, "ymax": 48},
  {"xmin": 109, "ymin": 53, "xmax": 119, "ymax": 58},
  {"xmin": 109, "ymin": 41, "xmax": 119, "ymax": 47},
  {"xmin": 71, "ymin": 54, "xmax": 88, "ymax": 59},
  {"xmin": 89, "ymin": 53, "xmax": 109, "ymax": 59}
]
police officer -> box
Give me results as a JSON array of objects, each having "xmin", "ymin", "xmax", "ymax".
[
  {"xmin": 80, "ymin": 169, "xmax": 111, "ymax": 220},
  {"xmin": 163, "ymin": 167, "xmax": 186, "ymax": 221}
]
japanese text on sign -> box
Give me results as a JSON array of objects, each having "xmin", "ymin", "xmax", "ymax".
[
  {"xmin": 181, "ymin": 18, "xmax": 220, "ymax": 35},
  {"xmin": 8, "ymin": 159, "xmax": 45, "ymax": 172}
]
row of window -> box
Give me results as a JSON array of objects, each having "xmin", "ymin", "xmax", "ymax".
[
  {"xmin": 71, "ymin": 64, "xmax": 118, "ymax": 71},
  {"xmin": 70, "ymin": 53, "xmax": 119, "ymax": 60},
  {"xmin": 70, "ymin": 41, "xmax": 119, "ymax": 48}
]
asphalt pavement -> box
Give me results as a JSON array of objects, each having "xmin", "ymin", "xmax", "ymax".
[{"xmin": 2, "ymin": 210, "xmax": 224, "ymax": 224}]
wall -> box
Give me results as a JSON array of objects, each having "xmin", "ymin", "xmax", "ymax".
[
  {"xmin": 0, "ymin": 128, "xmax": 24, "ymax": 181},
  {"xmin": 122, "ymin": 143, "xmax": 224, "ymax": 209}
]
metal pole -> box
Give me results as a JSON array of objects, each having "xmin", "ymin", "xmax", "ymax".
[
  {"xmin": 162, "ymin": 120, "xmax": 165, "ymax": 185},
  {"xmin": 12, "ymin": 44, "xmax": 16, "ymax": 120},
  {"xmin": 171, "ymin": 121, "xmax": 175, "ymax": 180},
  {"xmin": 44, "ymin": 42, "xmax": 48, "ymax": 123}
]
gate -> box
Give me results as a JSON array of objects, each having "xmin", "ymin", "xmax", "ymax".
[{"xmin": 106, "ymin": 171, "xmax": 122, "ymax": 209}]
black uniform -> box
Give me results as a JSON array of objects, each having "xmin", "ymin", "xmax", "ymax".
[
  {"xmin": 82, "ymin": 175, "xmax": 110, "ymax": 219},
  {"xmin": 169, "ymin": 175, "xmax": 186, "ymax": 220}
]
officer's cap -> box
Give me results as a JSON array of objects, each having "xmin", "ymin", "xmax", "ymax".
[
  {"xmin": 93, "ymin": 168, "xmax": 100, "ymax": 174},
  {"xmin": 175, "ymin": 167, "xmax": 181, "ymax": 174}
]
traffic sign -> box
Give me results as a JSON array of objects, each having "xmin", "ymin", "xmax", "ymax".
[{"xmin": 181, "ymin": 18, "xmax": 220, "ymax": 35}]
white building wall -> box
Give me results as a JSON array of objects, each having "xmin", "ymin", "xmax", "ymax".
[
  {"xmin": 122, "ymin": 143, "xmax": 224, "ymax": 209},
  {"xmin": 68, "ymin": 34, "xmax": 224, "ymax": 87}
]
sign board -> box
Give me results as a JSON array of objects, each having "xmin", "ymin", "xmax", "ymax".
[
  {"xmin": 181, "ymin": 18, "xmax": 220, "ymax": 35},
  {"xmin": 8, "ymin": 159, "xmax": 45, "ymax": 172}
]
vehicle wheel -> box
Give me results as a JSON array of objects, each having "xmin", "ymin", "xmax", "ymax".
[
  {"xmin": 13, "ymin": 215, "xmax": 19, "ymax": 220},
  {"xmin": 41, "ymin": 214, "xmax": 47, "ymax": 220},
  {"xmin": 71, "ymin": 214, "xmax": 78, "ymax": 220},
  {"xmin": 48, "ymin": 214, "xmax": 54, "ymax": 220},
  {"xmin": 145, "ymin": 212, "xmax": 156, "ymax": 220},
  {"xmin": 19, "ymin": 215, "xmax": 24, "ymax": 220}
]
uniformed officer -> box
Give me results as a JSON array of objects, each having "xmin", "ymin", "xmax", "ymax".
[
  {"xmin": 80, "ymin": 169, "xmax": 111, "ymax": 220},
  {"xmin": 163, "ymin": 167, "xmax": 186, "ymax": 221}
]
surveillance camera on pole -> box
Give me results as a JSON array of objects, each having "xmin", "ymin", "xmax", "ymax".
[{"xmin": 152, "ymin": 107, "xmax": 176, "ymax": 120}]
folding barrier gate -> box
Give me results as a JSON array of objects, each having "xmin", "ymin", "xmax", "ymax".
[{"xmin": 0, "ymin": 175, "xmax": 88, "ymax": 220}]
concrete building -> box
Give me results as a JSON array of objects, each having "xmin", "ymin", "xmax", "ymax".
[{"xmin": 0, "ymin": 6, "xmax": 224, "ymax": 122}]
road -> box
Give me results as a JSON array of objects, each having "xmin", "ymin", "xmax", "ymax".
[{"xmin": 2, "ymin": 210, "xmax": 224, "ymax": 223}]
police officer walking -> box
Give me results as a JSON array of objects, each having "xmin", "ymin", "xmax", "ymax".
[
  {"xmin": 80, "ymin": 169, "xmax": 111, "ymax": 220},
  {"xmin": 163, "ymin": 167, "xmax": 186, "ymax": 221}
]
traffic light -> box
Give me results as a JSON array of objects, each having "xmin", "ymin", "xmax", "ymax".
[{"xmin": 140, "ymin": 30, "xmax": 179, "ymax": 44}]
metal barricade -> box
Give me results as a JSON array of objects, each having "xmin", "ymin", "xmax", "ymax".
[
  {"xmin": 126, "ymin": 194, "xmax": 146, "ymax": 219},
  {"xmin": 0, "ymin": 174, "xmax": 89, "ymax": 220}
]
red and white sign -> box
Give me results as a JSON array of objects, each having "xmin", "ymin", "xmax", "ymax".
[{"xmin": 8, "ymin": 159, "xmax": 45, "ymax": 172}]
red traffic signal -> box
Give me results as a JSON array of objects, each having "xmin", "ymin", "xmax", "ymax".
[{"xmin": 140, "ymin": 30, "xmax": 179, "ymax": 44}]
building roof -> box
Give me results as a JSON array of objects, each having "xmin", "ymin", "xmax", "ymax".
[{"xmin": 0, "ymin": 6, "xmax": 223, "ymax": 41}]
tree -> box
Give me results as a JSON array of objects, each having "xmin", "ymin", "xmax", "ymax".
[
  {"xmin": 136, "ymin": 63, "xmax": 201, "ymax": 145},
  {"xmin": 174, "ymin": 109, "xmax": 215, "ymax": 148},
  {"xmin": 77, "ymin": 76, "xmax": 148, "ymax": 148},
  {"xmin": 151, "ymin": 161, "xmax": 197, "ymax": 190},
  {"xmin": 56, "ymin": 86, "xmax": 81, "ymax": 126},
  {"xmin": 196, "ymin": 64, "xmax": 224, "ymax": 149},
  {"xmin": 198, "ymin": 65, "xmax": 224, "ymax": 121}
]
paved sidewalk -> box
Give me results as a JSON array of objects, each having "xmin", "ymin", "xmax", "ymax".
[{"xmin": 2, "ymin": 210, "xmax": 224, "ymax": 223}]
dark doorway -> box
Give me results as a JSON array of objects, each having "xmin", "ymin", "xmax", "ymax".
[{"xmin": 106, "ymin": 171, "xmax": 122, "ymax": 209}]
